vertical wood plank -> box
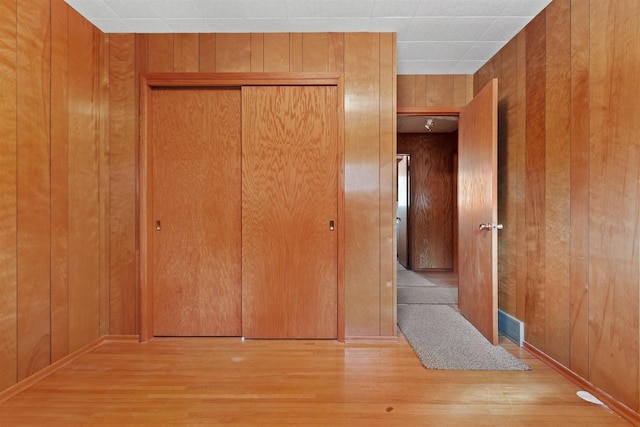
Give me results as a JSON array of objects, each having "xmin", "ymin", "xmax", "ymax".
[
  {"xmin": 68, "ymin": 10, "xmax": 100, "ymax": 352},
  {"xmin": 426, "ymin": 75, "xmax": 454, "ymax": 106},
  {"xmin": 414, "ymin": 75, "xmax": 426, "ymax": 107},
  {"xmin": 153, "ymin": 89, "xmax": 242, "ymax": 337},
  {"xmin": 0, "ymin": 0, "xmax": 17, "ymax": 390},
  {"xmin": 524, "ymin": 12, "xmax": 546, "ymax": 349},
  {"xmin": 497, "ymin": 39, "xmax": 518, "ymax": 316},
  {"xmin": 109, "ymin": 34, "xmax": 137, "ymax": 334},
  {"xmin": 379, "ymin": 33, "xmax": 395, "ymax": 336},
  {"xmin": 50, "ymin": 0, "xmax": 69, "ymax": 363},
  {"xmin": 199, "ymin": 34, "xmax": 216, "ymax": 72},
  {"xmin": 327, "ymin": 33, "xmax": 344, "ymax": 73},
  {"xmin": 289, "ymin": 33, "xmax": 302, "ymax": 72},
  {"xmin": 397, "ymin": 75, "xmax": 416, "ymax": 107},
  {"xmin": 466, "ymin": 76, "xmax": 474, "ymax": 103},
  {"xmin": 173, "ymin": 34, "xmax": 199, "ymax": 72},
  {"xmin": 302, "ymin": 33, "xmax": 328, "ymax": 72},
  {"xmin": 242, "ymin": 86, "xmax": 338, "ymax": 339},
  {"xmin": 515, "ymin": 31, "xmax": 527, "ymax": 320},
  {"xmin": 344, "ymin": 33, "xmax": 380, "ymax": 336},
  {"xmin": 250, "ymin": 33, "xmax": 264, "ymax": 72},
  {"xmin": 216, "ymin": 34, "xmax": 250, "ymax": 72},
  {"xmin": 397, "ymin": 134, "xmax": 456, "ymax": 270},
  {"xmin": 589, "ymin": 0, "xmax": 640, "ymax": 410},
  {"xmin": 99, "ymin": 31, "xmax": 110, "ymax": 337},
  {"xmin": 263, "ymin": 33, "xmax": 289, "ymax": 72},
  {"xmin": 544, "ymin": 0, "xmax": 571, "ymax": 368},
  {"xmin": 453, "ymin": 75, "xmax": 468, "ymax": 106},
  {"xmin": 16, "ymin": 0, "xmax": 51, "ymax": 380},
  {"xmin": 569, "ymin": 0, "xmax": 590, "ymax": 380},
  {"xmin": 474, "ymin": 58, "xmax": 495, "ymax": 94},
  {"xmin": 147, "ymin": 34, "xmax": 173, "ymax": 72}
]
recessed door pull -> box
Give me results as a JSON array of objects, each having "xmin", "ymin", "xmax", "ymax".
[
  {"xmin": 329, "ymin": 220, "xmax": 335, "ymax": 231},
  {"xmin": 156, "ymin": 220, "xmax": 161, "ymax": 231},
  {"xmin": 479, "ymin": 223, "xmax": 503, "ymax": 231}
]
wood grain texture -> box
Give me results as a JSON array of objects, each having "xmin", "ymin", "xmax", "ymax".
[
  {"xmin": 524, "ymin": 12, "xmax": 546, "ymax": 349},
  {"xmin": 173, "ymin": 34, "xmax": 198, "ymax": 72},
  {"xmin": 344, "ymin": 33, "xmax": 380, "ymax": 336},
  {"xmin": 453, "ymin": 75, "xmax": 469, "ymax": 106},
  {"xmin": 379, "ymin": 33, "xmax": 395, "ymax": 336},
  {"xmin": 414, "ymin": 75, "xmax": 426, "ymax": 107},
  {"xmin": 473, "ymin": 0, "xmax": 640, "ymax": 414},
  {"xmin": 302, "ymin": 33, "xmax": 328, "ymax": 72},
  {"xmin": 588, "ymin": 0, "xmax": 640, "ymax": 410},
  {"xmin": 198, "ymin": 34, "xmax": 215, "ymax": 72},
  {"xmin": 515, "ymin": 31, "xmax": 527, "ymax": 323},
  {"xmin": 474, "ymin": 57, "xmax": 495, "ymax": 95},
  {"xmin": 50, "ymin": 0, "xmax": 70, "ymax": 363},
  {"xmin": 397, "ymin": 133, "xmax": 456, "ymax": 270},
  {"xmin": 16, "ymin": 0, "xmax": 51, "ymax": 380},
  {"xmin": 398, "ymin": 75, "xmax": 473, "ymax": 108},
  {"xmin": 263, "ymin": 33, "xmax": 289, "ymax": 72},
  {"xmin": 250, "ymin": 33, "xmax": 264, "ymax": 72},
  {"xmin": 569, "ymin": 0, "xmax": 590, "ymax": 380},
  {"xmin": 496, "ymin": 39, "xmax": 518, "ymax": 317},
  {"xmin": 458, "ymin": 79, "xmax": 498, "ymax": 345},
  {"xmin": 99, "ymin": 31, "xmax": 110, "ymax": 337},
  {"xmin": 0, "ymin": 0, "xmax": 17, "ymax": 391},
  {"xmin": 216, "ymin": 34, "xmax": 250, "ymax": 72},
  {"xmin": 426, "ymin": 75, "xmax": 454, "ymax": 106},
  {"xmin": 1, "ymin": 337, "xmax": 630, "ymax": 426},
  {"xmin": 544, "ymin": 0, "xmax": 571, "ymax": 368},
  {"xmin": 397, "ymin": 75, "xmax": 416, "ymax": 107},
  {"xmin": 67, "ymin": 10, "xmax": 101, "ymax": 352},
  {"xmin": 152, "ymin": 89, "xmax": 242, "ymax": 336},
  {"xmin": 147, "ymin": 34, "xmax": 173, "ymax": 72},
  {"xmin": 242, "ymin": 86, "xmax": 338, "ymax": 339},
  {"xmin": 289, "ymin": 33, "xmax": 302, "ymax": 72},
  {"xmin": 109, "ymin": 34, "xmax": 137, "ymax": 335},
  {"xmin": 328, "ymin": 33, "xmax": 344, "ymax": 73}
]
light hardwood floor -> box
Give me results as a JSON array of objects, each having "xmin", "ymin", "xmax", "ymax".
[{"xmin": 0, "ymin": 336, "xmax": 630, "ymax": 426}]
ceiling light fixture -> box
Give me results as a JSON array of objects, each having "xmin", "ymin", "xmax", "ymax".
[{"xmin": 425, "ymin": 118, "xmax": 435, "ymax": 132}]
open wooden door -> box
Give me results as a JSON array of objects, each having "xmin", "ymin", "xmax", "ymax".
[
  {"xmin": 241, "ymin": 85, "xmax": 338, "ymax": 339},
  {"xmin": 458, "ymin": 79, "xmax": 499, "ymax": 344},
  {"xmin": 397, "ymin": 156, "xmax": 409, "ymax": 268}
]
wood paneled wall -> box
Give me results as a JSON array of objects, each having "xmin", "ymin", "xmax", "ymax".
[
  {"xmin": 397, "ymin": 75, "xmax": 473, "ymax": 107},
  {"xmin": 397, "ymin": 133, "xmax": 457, "ymax": 270},
  {"xmin": 0, "ymin": 1, "xmax": 397, "ymax": 393},
  {"xmin": 475, "ymin": 0, "xmax": 640, "ymax": 412},
  {"xmin": 127, "ymin": 32, "xmax": 397, "ymax": 338},
  {"xmin": 0, "ymin": 0, "xmax": 110, "ymax": 391}
]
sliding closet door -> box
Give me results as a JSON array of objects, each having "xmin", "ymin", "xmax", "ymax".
[
  {"xmin": 242, "ymin": 86, "xmax": 338, "ymax": 339},
  {"xmin": 151, "ymin": 88, "xmax": 242, "ymax": 336}
]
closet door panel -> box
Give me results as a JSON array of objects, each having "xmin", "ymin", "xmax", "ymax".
[
  {"xmin": 242, "ymin": 85, "xmax": 338, "ymax": 339},
  {"xmin": 152, "ymin": 88, "xmax": 242, "ymax": 336}
]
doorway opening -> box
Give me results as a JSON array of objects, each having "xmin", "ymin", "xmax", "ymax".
[
  {"xmin": 396, "ymin": 79, "xmax": 500, "ymax": 345},
  {"xmin": 396, "ymin": 112, "xmax": 459, "ymax": 317},
  {"xmin": 396, "ymin": 112, "xmax": 460, "ymax": 296},
  {"xmin": 396, "ymin": 154, "xmax": 410, "ymax": 269}
]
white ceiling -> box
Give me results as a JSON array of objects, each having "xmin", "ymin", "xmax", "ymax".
[{"xmin": 64, "ymin": 0, "xmax": 552, "ymax": 75}]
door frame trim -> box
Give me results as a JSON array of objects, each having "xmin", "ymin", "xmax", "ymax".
[{"xmin": 139, "ymin": 72, "xmax": 346, "ymax": 342}]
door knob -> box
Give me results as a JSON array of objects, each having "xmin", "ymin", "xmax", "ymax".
[{"xmin": 479, "ymin": 223, "xmax": 503, "ymax": 231}]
